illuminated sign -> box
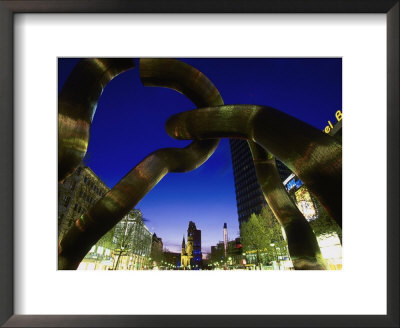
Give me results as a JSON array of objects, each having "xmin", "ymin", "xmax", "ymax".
[
  {"xmin": 323, "ymin": 110, "xmax": 342, "ymax": 134},
  {"xmin": 286, "ymin": 179, "xmax": 296, "ymax": 191},
  {"xmin": 285, "ymin": 176, "xmax": 303, "ymax": 192}
]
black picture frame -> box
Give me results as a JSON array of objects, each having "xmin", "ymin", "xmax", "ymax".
[{"xmin": 0, "ymin": 1, "xmax": 398, "ymax": 327}]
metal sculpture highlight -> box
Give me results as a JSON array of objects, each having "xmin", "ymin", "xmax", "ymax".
[
  {"xmin": 165, "ymin": 105, "xmax": 342, "ymax": 230},
  {"xmin": 58, "ymin": 58, "xmax": 135, "ymax": 182},
  {"xmin": 58, "ymin": 58, "xmax": 341, "ymax": 270},
  {"xmin": 58, "ymin": 58, "xmax": 224, "ymax": 270}
]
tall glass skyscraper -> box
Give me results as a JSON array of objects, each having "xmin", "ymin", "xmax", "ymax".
[{"xmin": 230, "ymin": 140, "xmax": 292, "ymax": 227}]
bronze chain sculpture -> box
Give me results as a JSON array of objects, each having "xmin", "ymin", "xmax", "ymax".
[{"xmin": 58, "ymin": 58, "xmax": 342, "ymax": 270}]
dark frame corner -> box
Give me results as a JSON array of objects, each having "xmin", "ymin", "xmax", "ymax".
[{"xmin": 0, "ymin": 1, "xmax": 398, "ymax": 327}]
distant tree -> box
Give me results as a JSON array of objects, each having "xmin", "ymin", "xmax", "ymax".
[
  {"xmin": 112, "ymin": 209, "xmax": 144, "ymax": 270},
  {"xmin": 241, "ymin": 213, "xmax": 267, "ymax": 269},
  {"xmin": 241, "ymin": 207, "xmax": 288, "ymax": 269},
  {"xmin": 96, "ymin": 225, "xmax": 115, "ymax": 250},
  {"xmin": 260, "ymin": 207, "xmax": 289, "ymax": 266}
]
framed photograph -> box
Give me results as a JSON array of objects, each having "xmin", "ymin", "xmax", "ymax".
[{"xmin": 0, "ymin": 1, "xmax": 398, "ymax": 327}]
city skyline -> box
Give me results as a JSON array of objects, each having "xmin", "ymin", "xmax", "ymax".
[{"xmin": 58, "ymin": 58, "xmax": 342, "ymax": 254}]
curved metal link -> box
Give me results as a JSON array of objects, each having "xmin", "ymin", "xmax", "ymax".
[
  {"xmin": 58, "ymin": 58, "xmax": 135, "ymax": 182},
  {"xmin": 58, "ymin": 59, "xmax": 224, "ymax": 270},
  {"xmin": 165, "ymin": 105, "xmax": 342, "ymax": 230},
  {"xmin": 140, "ymin": 58, "xmax": 223, "ymax": 108},
  {"xmin": 58, "ymin": 59, "xmax": 340, "ymax": 271},
  {"xmin": 248, "ymin": 143, "xmax": 326, "ymax": 269}
]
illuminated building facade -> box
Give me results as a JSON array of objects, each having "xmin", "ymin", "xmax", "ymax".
[
  {"xmin": 58, "ymin": 164, "xmax": 109, "ymax": 240},
  {"xmin": 284, "ymin": 174, "xmax": 318, "ymax": 221},
  {"xmin": 79, "ymin": 209, "xmax": 152, "ymax": 271},
  {"xmin": 77, "ymin": 243, "xmax": 114, "ymax": 271},
  {"xmin": 113, "ymin": 210, "xmax": 152, "ymax": 270}
]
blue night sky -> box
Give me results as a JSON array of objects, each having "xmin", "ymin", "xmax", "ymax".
[{"xmin": 58, "ymin": 58, "xmax": 342, "ymax": 254}]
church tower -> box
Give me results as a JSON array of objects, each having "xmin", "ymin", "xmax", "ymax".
[
  {"xmin": 181, "ymin": 235, "xmax": 189, "ymax": 269},
  {"xmin": 180, "ymin": 221, "xmax": 202, "ymax": 270},
  {"xmin": 181, "ymin": 236, "xmax": 186, "ymax": 254}
]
